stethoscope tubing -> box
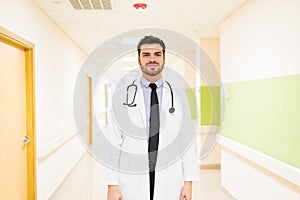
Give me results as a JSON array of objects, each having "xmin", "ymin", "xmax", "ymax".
[
  {"xmin": 123, "ymin": 80, "xmax": 175, "ymax": 113},
  {"xmin": 123, "ymin": 80, "xmax": 137, "ymax": 107}
]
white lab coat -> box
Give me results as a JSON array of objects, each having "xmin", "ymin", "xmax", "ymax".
[{"xmin": 104, "ymin": 77, "xmax": 199, "ymax": 200}]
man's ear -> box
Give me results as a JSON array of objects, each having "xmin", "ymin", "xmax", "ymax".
[{"xmin": 138, "ymin": 57, "xmax": 141, "ymax": 65}]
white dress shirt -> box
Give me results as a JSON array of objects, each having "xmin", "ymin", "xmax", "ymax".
[{"xmin": 140, "ymin": 77, "xmax": 163, "ymax": 136}]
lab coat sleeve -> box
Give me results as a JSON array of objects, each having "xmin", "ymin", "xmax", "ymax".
[
  {"xmin": 102, "ymin": 104, "xmax": 123, "ymax": 185},
  {"xmin": 179, "ymin": 91, "xmax": 199, "ymax": 181},
  {"xmin": 181, "ymin": 140, "xmax": 199, "ymax": 181}
]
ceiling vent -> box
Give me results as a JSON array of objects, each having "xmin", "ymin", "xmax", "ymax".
[{"xmin": 68, "ymin": 0, "xmax": 112, "ymax": 10}]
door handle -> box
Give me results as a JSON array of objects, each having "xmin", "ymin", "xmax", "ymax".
[{"xmin": 22, "ymin": 136, "xmax": 31, "ymax": 145}]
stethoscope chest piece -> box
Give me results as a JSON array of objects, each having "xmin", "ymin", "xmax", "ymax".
[{"xmin": 169, "ymin": 107, "xmax": 175, "ymax": 114}]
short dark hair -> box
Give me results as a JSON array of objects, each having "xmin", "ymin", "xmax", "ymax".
[{"xmin": 137, "ymin": 35, "xmax": 166, "ymax": 56}]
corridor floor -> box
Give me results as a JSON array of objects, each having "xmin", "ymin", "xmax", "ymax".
[{"xmin": 50, "ymin": 153, "xmax": 231, "ymax": 200}]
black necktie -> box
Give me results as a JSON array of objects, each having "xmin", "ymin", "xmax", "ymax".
[{"xmin": 148, "ymin": 83, "xmax": 160, "ymax": 200}]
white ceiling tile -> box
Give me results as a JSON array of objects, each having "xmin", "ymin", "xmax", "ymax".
[{"xmin": 33, "ymin": 0, "xmax": 249, "ymax": 54}]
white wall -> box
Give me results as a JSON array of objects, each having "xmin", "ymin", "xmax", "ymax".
[
  {"xmin": 0, "ymin": 0, "xmax": 87, "ymax": 199},
  {"xmin": 221, "ymin": 0, "xmax": 300, "ymax": 83},
  {"xmin": 220, "ymin": 0, "xmax": 300, "ymax": 198}
]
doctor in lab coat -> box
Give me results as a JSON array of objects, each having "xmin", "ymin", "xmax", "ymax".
[{"xmin": 105, "ymin": 36, "xmax": 199, "ymax": 200}]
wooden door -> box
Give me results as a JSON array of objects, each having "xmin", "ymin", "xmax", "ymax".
[{"xmin": 0, "ymin": 27, "xmax": 36, "ymax": 200}]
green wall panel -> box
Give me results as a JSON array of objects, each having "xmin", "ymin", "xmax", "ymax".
[
  {"xmin": 184, "ymin": 87, "xmax": 221, "ymax": 125},
  {"xmin": 201, "ymin": 86, "xmax": 221, "ymax": 125},
  {"xmin": 222, "ymin": 74, "xmax": 300, "ymax": 169}
]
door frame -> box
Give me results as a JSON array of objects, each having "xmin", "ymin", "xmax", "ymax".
[
  {"xmin": 87, "ymin": 76, "xmax": 93, "ymax": 145},
  {"xmin": 0, "ymin": 26, "xmax": 36, "ymax": 200}
]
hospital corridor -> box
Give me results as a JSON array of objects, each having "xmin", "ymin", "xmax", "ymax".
[
  {"xmin": 49, "ymin": 153, "xmax": 230, "ymax": 200},
  {"xmin": 1, "ymin": 0, "xmax": 300, "ymax": 200}
]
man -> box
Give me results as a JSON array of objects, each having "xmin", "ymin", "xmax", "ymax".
[{"xmin": 106, "ymin": 35, "xmax": 199, "ymax": 200}]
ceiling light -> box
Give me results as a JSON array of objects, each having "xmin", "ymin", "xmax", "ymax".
[{"xmin": 133, "ymin": 3, "xmax": 147, "ymax": 10}]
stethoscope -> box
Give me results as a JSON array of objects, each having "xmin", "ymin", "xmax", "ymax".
[{"xmin": 123, "ymin": 80, "xmax": 175, "ymax": 113}]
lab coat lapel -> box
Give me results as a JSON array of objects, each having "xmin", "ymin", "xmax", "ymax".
[
  {"xmin": 159, "ymin": 81, "xmax": 172, "ymax": 150},
  {"xmin": 136, "ymin": 81, "xmax": 147, "ymax": 128},
  {"xmin": 125, "ymin": 79, "xmax": 147, "ymax": 138}
]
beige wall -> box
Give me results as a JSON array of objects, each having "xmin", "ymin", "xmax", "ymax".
[
  {"xmin": 200, "ymin": 38, "xmax": 220, "ymax": 74},
  {"xmin": 199, "ymin": 38, "xmax": 221, "ymax": 166},
  {"xmin": 0, "ymin": 0, "xmax": 87, "ymax": 199},
  {"xmin": 200, "ymin": 38, "xmax": 221, "ymax": 86}
]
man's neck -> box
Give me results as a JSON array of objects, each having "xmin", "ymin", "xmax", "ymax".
[{"xmin": 142, "ymin": 73, "xmax": 162, "ymax": 83}]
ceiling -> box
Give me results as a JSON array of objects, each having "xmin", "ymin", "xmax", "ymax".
[{"xmin": 33, "ymin": 0, "xmax": 247, "ymax": 54}]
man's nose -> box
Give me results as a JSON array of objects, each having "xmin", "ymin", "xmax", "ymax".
[{"xmin": 149, "ymin": 54, "xmax": 155, "ymax": 62}]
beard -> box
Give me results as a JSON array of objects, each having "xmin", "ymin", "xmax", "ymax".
[{"xmin": 140, "ymin": 62, "xmax": 164, "ymax": 77}]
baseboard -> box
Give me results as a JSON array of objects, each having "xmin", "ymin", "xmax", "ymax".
[
  {"xmin": 220, "ymin": 185, "xmax": 237, "ymax": 200},
  {"xmin": 200, "ymin": 164, "xmax": 220, "ymax": 169}
]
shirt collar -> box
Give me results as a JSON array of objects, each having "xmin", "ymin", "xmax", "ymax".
[{"xmin": 140, "ymin": 76, "xmax": 164, "ymax": 89}]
